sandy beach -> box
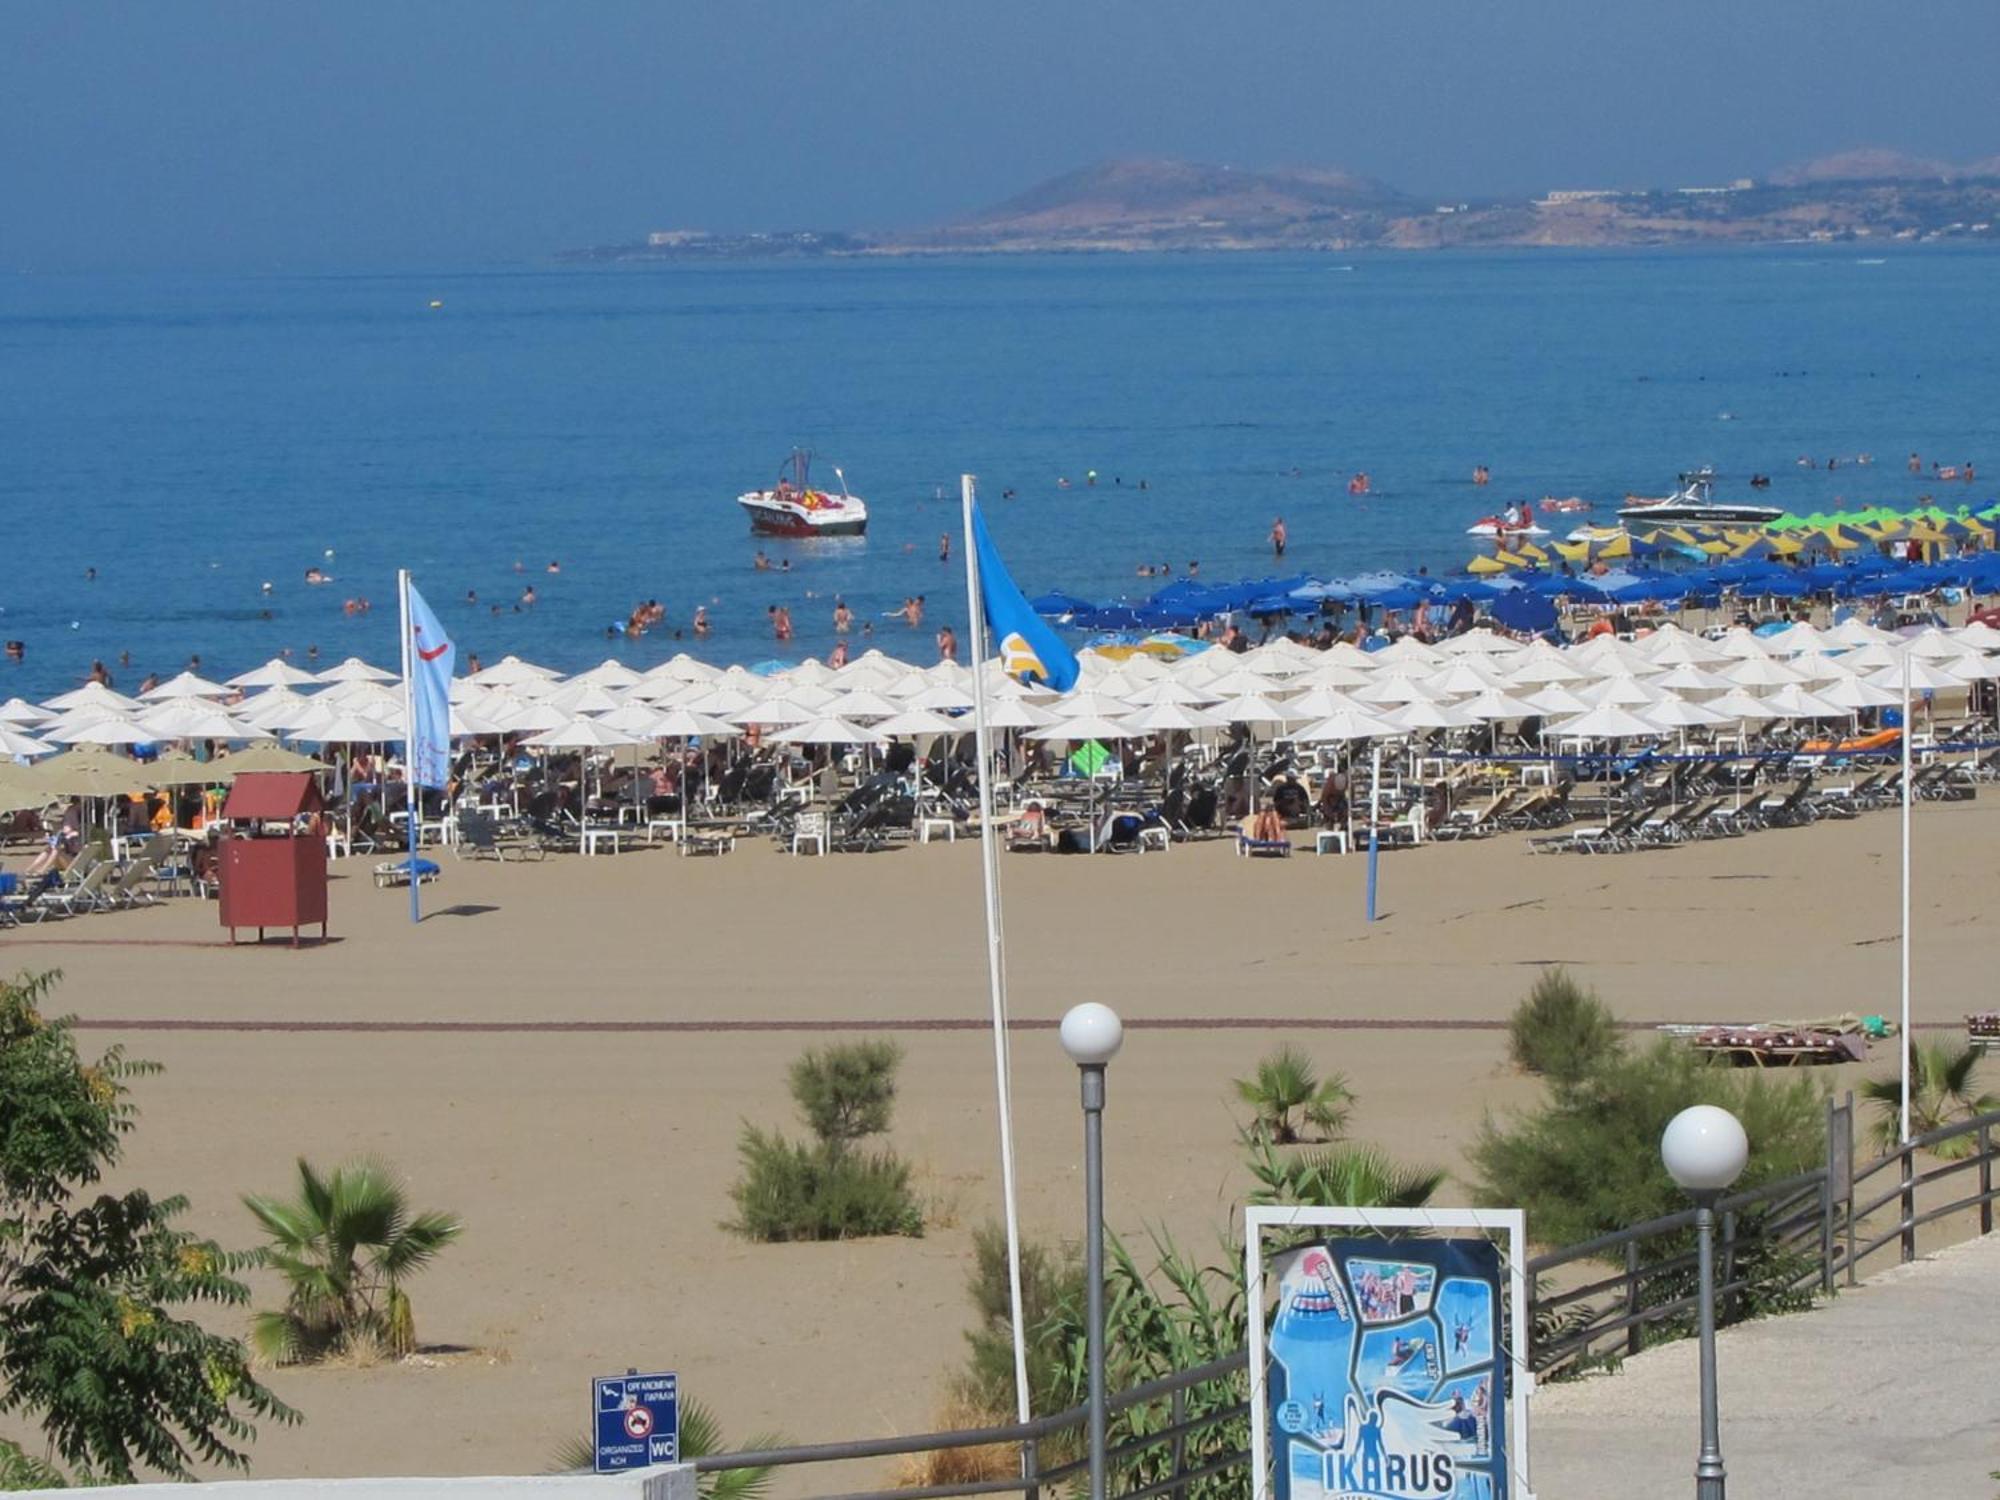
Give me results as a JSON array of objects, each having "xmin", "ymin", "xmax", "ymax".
[{"xmin": 3, "ymin": 798, "xmax": 1993, "ymax": 1479}]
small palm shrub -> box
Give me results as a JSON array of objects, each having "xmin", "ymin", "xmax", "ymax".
[
  {"xmin": 1862, "ymin": 1039, "xmax": 2000, "ymax": 1159},
  {"xmin": 728, "ymin": 1042, "xmax": 923, "ymax": 1241},
  {"xmin": 1243, "ymin": 1137, "xmax": 1446, "ymax": 1209},
  {"xmin": 242, "ymin": 1158, "xmax": 462, "ymax": 1363},
  {"xmin": 1508, "ymin": 969, "xmax": 1624, "ymax": 1087},
  {"xmin": 1233, "ymin": 1045, "xmax": 1353, "ymax": 1143}
]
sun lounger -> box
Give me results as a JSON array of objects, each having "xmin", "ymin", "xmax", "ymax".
[
  {"xmin": 373, "ymin": 857, "xmax": 441, "ymax": 889},
  {"xmin": 1236, "ymin": 832, "xmax": 1292, "ymax": 858}
]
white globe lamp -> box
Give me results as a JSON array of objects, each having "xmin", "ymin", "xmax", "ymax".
[
  {"xmin": 1661, "ymin": 1105, "xmax": 1750, "ymax": 1193},
  {"xmin": 1060, "ymin": 1003, "xmax": 1125, "ymax": 1067}
]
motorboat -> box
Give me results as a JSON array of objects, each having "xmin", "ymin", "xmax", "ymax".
[
  {"xmin": 737, "ymin": 450, "xmax": 868, "ymax": 537},
  {"xmin": 1617, "ymin": 470, "xmax": 1782, "ymax": 529}
]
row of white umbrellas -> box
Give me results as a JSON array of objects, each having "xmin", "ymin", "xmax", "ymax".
[{"xmin": 3, "ymin": 617, "xmax": 1996, "ymax": 762}]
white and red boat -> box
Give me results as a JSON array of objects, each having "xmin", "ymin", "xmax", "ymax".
[
  {"xmin": 737, "ymin": 450, "xmax": 869, "ymax": 538},
  {"xmin": 1466, "ymin": 503, "xmax": 1549, "ymax": 539}
]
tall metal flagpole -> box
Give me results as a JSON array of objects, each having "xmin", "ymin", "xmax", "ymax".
[
  {"xmin": 959, "ymin": 475, "xmax": 1034, "ymax": 1429},
  {"xmin": 399, "ymin": 569, "xmax": 421, "ymax": 926},
  {"xmin": 1900, "ymin": 650, "xmax": 1912, "ymax": 1143}
]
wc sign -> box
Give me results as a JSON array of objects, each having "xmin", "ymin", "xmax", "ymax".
[{"xmin": 593, "ymin": 1370, "xmax": 680, "ymax": 1473}]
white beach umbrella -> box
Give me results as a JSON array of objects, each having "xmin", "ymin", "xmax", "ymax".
[
  {"xmin": 982, "ymin": 697, "xmax": 1057, "ymax": 730},
  {"xmin": 1763, "ymin": 622, "xmax": 1831, "ymax": 658},
  {"xmin": 1025, "ymin": 715, "xmax": 1140, "ymax": 743},
  {"xmin": 1636, "ymin": 695, "xmax": 1732, "ymax": 729},
  {"xmin": 1867, "ymin": 657, "xmax": 1971, "ymax": 693},
  {"xmin": 1368, "ymin": 636, "xmax": 1447, "ymax": 670},
  {"xmin": 1048, "ymin": 689, "xmax": 1136, "ymax": 719},
  {"xmin": 1120, "ymin": 701, "xmax": 1227, "ymax": 734},
  {"xmin": 1816, "ymin": 674, "xmax": 1901, "ymax": 711},
  {"xmin": 468, "ymin": 654, "xmax": 559, "ymax": 687},
  {"xmin": 227, "ymin": 657, "xmax": 321, "ymax": 689},
  {"xmin": 590, "ymin": 701, "xmax": 670, "ymax": 738},
  {"xmin": 1637, "ymin": 625, "xmax": 1731, "ymax": 666},
  {"xmin": 314, "ymin": 656, "xmax": 397, "ymax": 685},
  {"xmin": 1197, "ymin": 666, "xmax": 1283, "ymax": 699},
  {"xmin": 1713, "ymin": 628, "xmax": 1774, "ymax": 661},
  {"xmin": 1505, "ymin": 652, "xmax": 1591, "ymax": 686},
  {"xmin": 1311, "ymin": 640, "xmax": 1380, "ymax": 670},
  {"xmin": 1649, "ymin": 663, "xmax": 1736, "ymax": 695},
  {"xmin": 0, "ymin": 725, "xmax": 54, "ymax": 758},
  {"xmin": 0, "ymin": 698, "xmax": 54, "ymax": 726},
  {"xmin": 542, "ymin": 680, "xmax": 628, "ymax": 715},
  {"xmin": 1435, "ymin": 628, "xmax": 1522, "ymax": 657},
  {"xmin": 136, "ymin": 701, "xmax": 272, "ymax": 741},
  {"xmin": 139, "ymin": 670, "xmax": 230, "ymax": 701},
  {"xmin": 1825, "ymin": 618, "xmax": 1896, "ymax": 649},
  {"xmin": 449, "ymin": 704, "xmax": 512, "ymax": 737},
  {"xmin": 770, "ymin": 716, "xmax": 887, "ymax": 747},
  {"xmin": 731, "ymin": 698, "xmax": 816, "ymax": 728},
  {"xmin": 45, "ymin": 715, "xmax": 155, "ymax": 747},
  {"xmin": 303, "ymin": 710, "xmax": 404, "ymax": 744},
  {"xmin": 1576, "ymin": 675, "xmax": 1664, "ymax": 709},
  {"xmin": 679, "ymin": 685, "xmax": 759, "ymax": 717},
  {"xmin": 1951, "ymin": 621, "xmax": 2000, "ymax": 652},
  {"xmin": 1460, "ymin": 687, "xmax": 1547, "ymax": 721},
  {"xmin": 1287, "ymin": 706, "xmax": 1400, "ymax": 743},
  {"xmin": 42, "ymin": 681, "xmax": 142, "ymax": 713},
  {"xmin": 1383, "ymin": 698, "xmax": 1481, "ymax": 732},
  {"xmin": 1422, "ymin": 660, "xmax": 1508, "ymax": 697},
  {"xmin": 569, "ymin": 658, "xmax": 645, "ymax": 690},
  {"xmin": 480, "ymin": 697, "xmax": 571, "ymax": 734},
  {"xmin": 873, "ymin": 707, "xmax": 964, "ymax": 739},
  {"xmin": 1274, "ymin": 686, "xmax": 1369, "ymax": 721},
  {"xmin": 524, "ymin": 717, "xmax": 640, "ymax": 750},
  {"xmin": 1209, "ymin": 692, "xmax": 1303, "ymax": 727},
  {"xmin": 1352, "ymin": 673, "xmax": 1443, "ymax": 706},
  {"xmin": 1723, "ymin": 655, "xmax": 1806, "ymax": 689},
  {"xmin": 649, "ymin": 707, "xmax": 741, "ymax": 741},
  {"xmin": 1945, "ymin": 653, "xmax": 2000, "ymax": 682},
  {"xmin": 782, "ymin": 682, "xmax": 842, "ymax": 712},
  {"xmin": 1835, "ymin": 642, "xmax": 1905, "ymax": 672},
  {"xmin": 1522, "ymin": 685, "xmax": 1594, "ymax": 717},
  {"xmin": 902, "ymin": 681, "xmax": 977, "ymax": 713},
  {"xmin": 1704, "ymin": 688, "xmax": 1785, "ymax": 722},
  {"xmin": 824, "ymin": 689, "xmax": 905, "ymax": 720},
  {"xmin": 1122, "ymin": 677, "xmax": 1217, "ymax": 706},
  {"xmin": 318, "ymin": 679, "xmax": 403, "ymax": 713},
  {"xmin": 1549, "ymin": 704, "xmax": 1664, "ymax": 740},
  {"xmin": 237, "ymin": 687, "xmax": 317, "ymax": 731},
  {"xmin": 1571, "ymin": 636, "xmax": 1661, "ymax": 676},
  {"xmin": 1290, "ymin": 661, "xmax": 1375, "ymax": 690},
  {"xmin": 1902, "ymin": 627, "xmax": 1978, "ymax": 662},
  {"xmin": 1758, "ymin": 684, "xmax": 1847, "ymax": 720}
]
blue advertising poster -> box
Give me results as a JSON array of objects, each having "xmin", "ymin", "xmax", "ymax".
[
  {"xmin": 1267, "ymin": 1239, "xmax": 1506, "ymax": 1500},
  {"xmin": 594, "ymin": 1371, "xmax": 680, "ymax": 1473}
]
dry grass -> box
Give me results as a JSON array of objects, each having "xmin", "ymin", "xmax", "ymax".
[{"xmin": 892, "ymin": 1392, "xmax": 1022, "ymax": 1490}]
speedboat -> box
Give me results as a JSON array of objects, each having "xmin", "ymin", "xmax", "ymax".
[
  {"xmin": 737, "ymin": 450, "xmax": 868, "ymax": 537},
  {"xmin": 1618, "ymin": 470, "xmax": 1782, "ymax": 529}
]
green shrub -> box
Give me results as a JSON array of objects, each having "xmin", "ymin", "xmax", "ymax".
[
  {"xmin": 789, "ymin": 1041, "xmax": 901, "ymax": 1152},
  {"xmin": 1243, "ymin": 1137, "xmax": 1445, "ymax": 1209},
  {"xmin": 1472, "ymin": 1038, "xmax": 1825, "ymax": 1251},
  {"xmin": 1507, "ymin": 969, "xmax": 1624, "ymax": 1087},
  {"xmin": 1233, "ymin": 1045, "xmax": 1353, "ymax": 1143},
  {"xmin": 726, "ymin": 1043, "xmax": 923, "ymax": 1242},
  {"xmin": 960, "ymin": 1222, "xmax": 1084, "ymax": 1420},
  {"xmin": 1861, "ymin": 1039, "xmax": 1999, "ymax": 1159}
]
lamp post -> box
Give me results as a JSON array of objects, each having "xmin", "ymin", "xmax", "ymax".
[
  {"xmin": 1661, "ymin": 1105, "xmax": 1750, "ymax": 1500},
  {"xmin": 1060, "ymin": 1002, "xmax": 1124, "ymax": 1500}
]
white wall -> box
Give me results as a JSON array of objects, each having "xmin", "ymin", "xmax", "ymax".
[{"xmin": 16, "ymin": 1463, "xmax": 695, "ymax": 1500}]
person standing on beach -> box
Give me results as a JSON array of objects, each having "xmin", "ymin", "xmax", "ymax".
[{"xmin": 1271, "ymin": 517, "xmax": 1287, "ymax": 559}]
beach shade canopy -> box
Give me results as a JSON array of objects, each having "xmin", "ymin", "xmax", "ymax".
[
  {"xmin": 523, "ymin": 717, "xmax": 640, "ymax": 750},
  {"xmin": 822, "ymin": 689, "xmax": 903, "ymax": 720},
  {"xmin": 0, "ymin": 698, "xmax": 54, "ymax": 726},
  {"xmin": 1550, "ymin": 704, "xmax": 1664, "ymax": 740},
  {"xmin": 1210, "ymin": 692, "xmax": 1305, "ymax": 727},
  {"xmin": 568, "ymin": 659, "xmax": 645, "ymax": 689},
  {"xmin": 138, "ymin": 670, "xmax": 230, "ymax": 701},
  {"xmin": 0, "ymin": 725, "xmax": 55, "ymax": 757},
  {"xmin": 1459, "ymin": 687, "xmax": 1546, "ymax": 721},
  {"xmin": 236, "ymin": 687, "xmax": 318, "ymax": 731},
  {"xmin": 41, "ymin": 681, "xmax": 142, "ymax": 713},
  {"xmin": 1383, "ymin": 698, "xmax": 1481, "ymax": 731},
  {"xmin": 871, "ymin": 707, "xmax": 963, "ymax": 739},
  {"xmin": 142, "ymin": 752, "xmax": 226, "ymax": 787},
  {"xmin": 1816, "ymin": 675, "xmax": 1901, "ymax": 711},
  {"xmin": 541, "ymin": 680, "xmax": 628, "ymax": 715},
  {"xmin": 137, "ymin": 701, "xmax": 272, "ymax": 741},
  {"xmin": 648, "ymin": 707, "xmax": 742, "ymax": 741},
  {"xmin": 1288, "ymin": 706, "xmax": 1401, "ymax": 743},
  {"xmin": 981, "ymin": 696, "xmax": 1057, "ymax": 730},
  {"xmin": 1119, "ymin": 700, "xmax": 1227, "ymax": 734},
  {"xmin": 1523, "ymin": 684, "xmax": 1594, "ymax": 717},
  {"xmin": 1121, "ymin": 676, "xmax": 1217, "ymax": 706},
  {"xmin": 30, "ymin": 748, "xmax": 152, "ymax": 797},
  {"xmin": 770, "ymin": 716, "xmax": 888, "ymax": 747},
  {"xmin": 221, "ymin": 771, "xmax": 324, "ymax": 820},
  {"xmin": 45, "ymin": 715, "xmax": 155, "ymax": 747},
  {"xmin": 730, "ymin": 698, "xmax": 817, "ymax": 729},
  {"xmin": 1025, "ymin": 714, "xmax": 1140, "ymax": 742},
  {"xmin": 901, "ymin": 681, "xmax": 977, "ymax": 713},
  {"xmin": 1639, "ymin": 695, "xmax": 1733, "ymax": 729},
  {"xmin": 314, "ymin": 656, "xmax": 398, "ymax": 685},
  {"xmin": 228, "ymin": 658, "xmax": 321, "ymax": 689},
  {"xmin": 304, "ymin": 711, "xmax": 403, "ymax": 744},
  {"xmin": 1867, "ymin": 657, "xmax": 1972, "ymax": 693},
  {"xmin": 468, "ymin": 654, "xmax": 559, "ymax": 687},
  {"xmin": 1703, "ymin": 688, "xmax": 1786, "ymax": 722},
  {"xmin": 214, "ymin": 744, "xmax": 333, "ymax": 774}
]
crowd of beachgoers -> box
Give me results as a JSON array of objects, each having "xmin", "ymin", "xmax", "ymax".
[{"xmin": 4, "ymin": 575, "xmax": 1999, "ymax": 920}]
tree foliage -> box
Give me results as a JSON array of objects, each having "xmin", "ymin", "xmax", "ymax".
[
  {"xmin": 1861, "ymin": 1039, "xmax": 2000, "ymax": 1159},
  {"xmin": 727, "ymin": 1043, "xmax": 922, "ymax": 1241},
  {"xmin": 242, "ymin": 1158, "xmax": 462, "ymax": 1364},
  {"xmin": 1471, "ymin": 1038, "xmax": 1825, "ymax": 1251},
  {"xmin": 1232, "ymin": 1046, "xmax": 1353, "ymax": 1144},
  {"xmin": 1506, "ymin": 969, "xmax": 1625, "ymax": 1088},
  {"xmin": 0, "ymin": 970, "xmax": 297, "ymax": 1482}
]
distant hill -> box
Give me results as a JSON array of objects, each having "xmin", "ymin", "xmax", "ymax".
[
  {"xmin": 951, "ymin": 158, "xmax": 1408, "ymax": 237},
  {"xmin": 559, "ymin": 148, "xmax": 2000, "ymax": 262}
]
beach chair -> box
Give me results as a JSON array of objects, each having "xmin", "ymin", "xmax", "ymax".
[
  {"xmin": 1431, "ymin": 790, "xmax": 1515, "ymax": 841},
  {"xmin": 373, "ymin": 857, "xmax": 441, "ymax": 889},
  {"xmin": 102, "ymin": 856, "xmax": 159, "ymax": 908},
  {"xmin": 790, "ymin": 810, "xmax": 830, "ymax": 856},
  {"xmin": 1235, "ymin": 823, "xmax": 1292, "ymax": 858},
  {"xmin": 40, "ymin": 862, "xmax": 114, "ymax": 915}
]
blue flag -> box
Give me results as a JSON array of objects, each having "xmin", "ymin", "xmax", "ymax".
[
  {"xmin": 404, "ymin": 580, "xmax": 455, "ymax": 789},
  {"xmin": 970, "ymin": 502, "xmax": 1079, "ymax": 692}
]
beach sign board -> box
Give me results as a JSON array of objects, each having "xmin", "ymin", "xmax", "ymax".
[
  {"xmin": 593, "ymin": 1370, "xmax": 680, "ymax": 1473},
  {"xmin": 1246, "ymin": 1209, "xmax": 1531, "ymax": 1500}
]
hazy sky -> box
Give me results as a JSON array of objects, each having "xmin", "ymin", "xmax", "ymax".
[{"xmin": 6, "ymin": 0, "xmax": 1998, "ymax": 270}]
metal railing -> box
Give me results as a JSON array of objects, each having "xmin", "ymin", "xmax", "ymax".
[
  {"xmin": 693, "ymin": 1352, "xmax": 1246, "ymax": 1500},
  {"xmin": 688, "ymin": 1099, "xmax": 2000, "ymax": 1498}
]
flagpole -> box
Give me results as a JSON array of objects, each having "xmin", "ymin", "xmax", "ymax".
[
  {"xmin": 1900, "ymin": 651, "xmax": 1912, "ymax": 1143},
  {"xmin": 960, "ymin": 474, "xmax": 1034, "ymax": 1430},
  {"xmin": 399, "ymin": 568, "xmax": 420, "ymax": 926}
]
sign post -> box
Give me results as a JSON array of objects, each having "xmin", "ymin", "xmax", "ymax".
[{"xmin": 593, "ymin": 1370, "xmax": 681, "ymax": 1474}]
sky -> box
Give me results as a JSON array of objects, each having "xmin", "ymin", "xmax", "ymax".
[{"xmin": 5, "ymin": 0, "xmax": 1999, "ymax": 271}]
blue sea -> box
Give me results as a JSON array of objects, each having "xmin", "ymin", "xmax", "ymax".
[{"xmin": 2, "ymin": 250, "xmax": 1996, "ymax": 699}]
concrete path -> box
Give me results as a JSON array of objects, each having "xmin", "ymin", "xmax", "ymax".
[{"xmin": 1533, "ymin": 1232, "xmax": 2000, "ymax": 1499}]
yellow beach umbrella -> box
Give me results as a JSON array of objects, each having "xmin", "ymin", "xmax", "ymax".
[
  {"xmin": 1553, "ymin": 540, "xmax": 1592, "ymax": 564},
  {"xmin": 1465, "ymin": 555, "xmax": 1508, "ymax": 575},
  {"xmin": 1592, "ymin": 534, "xmax": 1633, "ymax": 560}
]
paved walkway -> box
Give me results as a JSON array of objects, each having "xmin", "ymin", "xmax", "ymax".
[{"xmin": 1533, "ymin": 1232, "xmax": 2000, "ymax": 1498}]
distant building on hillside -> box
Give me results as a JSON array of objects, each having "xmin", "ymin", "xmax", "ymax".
[
  {"xmin": 1676, "ymin": 179, "xmax": 1757, "ymax": 195},
  {"xmin": 647, "ymin": 230, "xmax": 710, "ymax": 247},
  {"xmin": 1538, "ymin": 189, "xmax": 1625, "ymax": 206}
]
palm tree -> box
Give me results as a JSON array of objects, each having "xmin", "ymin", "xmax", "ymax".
[
  {"xmin": 549, "ymin": 1397, "xmax": 785, "ymax": 1500},
  {"xmin": 243, "ymin": 1158, "xmax": 462, "ymax": 1363},
  {"xmin": 1863, "ymin": 1040, "xmax": 2000, "ymax": 1161},
  {"xmin": 1233, "ymin": 1046, "xmax": 1354, "ymax": 1144},
  {"xmin": 1243, "ymin": 1138, "xmax": 1446, "ymax": 1208}
]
